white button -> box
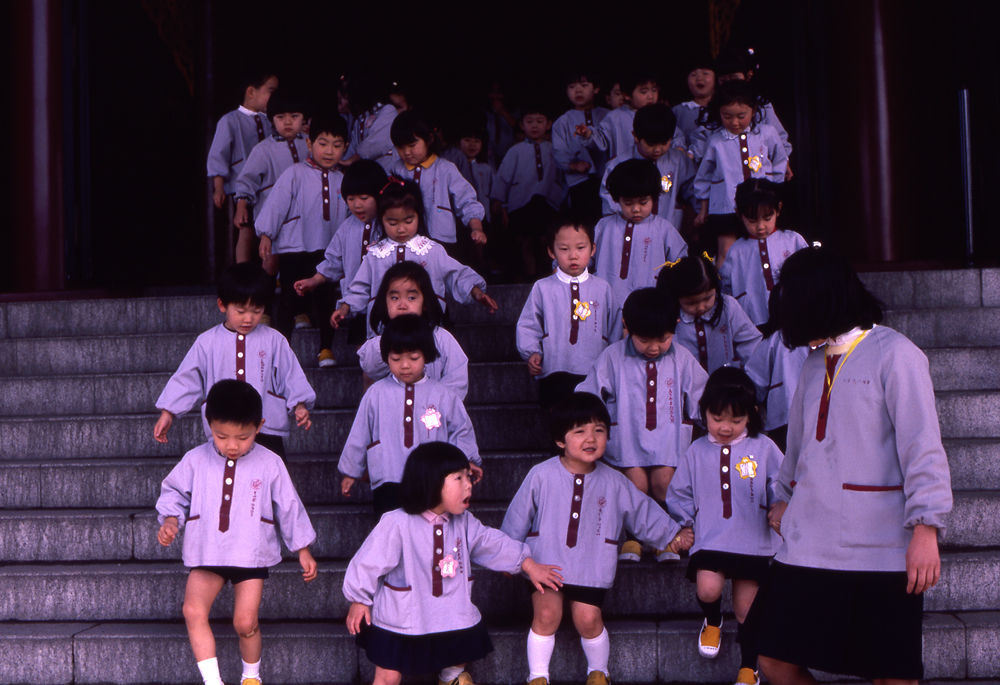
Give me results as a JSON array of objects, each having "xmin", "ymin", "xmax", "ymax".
[
  {"xmin": 436, "ymin": 548, "xmax": 442, "ymax": 554},
  {"xmin": 649, "ymin": 397, "xmax": 655, "ymax": 403},
  {"xmin": 405, "ymin": 416, "xmax": 411, "ymax": 422},
  {"xmin": 238, "ymin": 335, "xmax": 245, "ymax": 341},
  {"xmin": 723, "ymin": 448, "xmax": 730, "ymax": 455},
  {"xmin": 625, "ymin": 236, "xmax": 631, "ymax": 241},
  {"xmin": 698, "ymin": 330, "xmax": 704, "ymax": 337},
  {"xmin": 740, "ymin": 134, "xmax": 747, "ymax": 139},
  {"xmin": 324, "ymin": 198, "xmax": 329, "ymax": 203},
  {"xmin": 575, "ymin": 478, "xmax": 582, "ymax": 485},
  {"xmin": 227, "ymin": 460, "xmax": 234, "ymax": 467},
  {"xmin": 723, "ymin": 483, "xmax": 730, "ymax": 490},
  {"xmin": 742, "ymin": 147, "xmax": 748, "ymax": 152},
  {"xmin": 237, "ymin": 369, "xmax": 244, "ymax": 375},
  {"xmin": 573, "ymin": 315, "xmax": 578, "ymax": 320},
  {"xmin": 435, "ymin": 529, "xmax": 442, "ymax": 536},
  {"xmin": 237, "ymin": 352, "xmax": 244, "ymax": 358},
  {"xmin": 224, "ymin": 494, "xmax": 230, "ymax": 500},
  {"xmin": 574, "ymin": 495, "xmax": 581, "ymax": 501},
  {"xmin": 649, "ymin": 380, "xmax": 655, "ymax": 386},
  {"xmin": 763, "ymin": 263, "xmax": 770, "ymax": 269},
  {"xmin": 363, "ymin": 240, "xmax": 368, "ymax": 245},
  {"xmin": 225, "ymin": 478, "xmax": 232, "ymax": 485},
  {"xmin": 743, "ymin": 160, "xmax": 749, "ymax": 165},
  {"xmin": 722, "ymin": 466, "xmax": 729, "ymax": 473},
  {"xmin": 406, "ymin": 399, "xmax": 413, "ymax": 405},
  {"xmin": 572, "ymin": 512, "xmax": 579, "ymax": 519}
]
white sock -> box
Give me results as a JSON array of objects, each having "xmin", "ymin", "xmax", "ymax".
[
  {"xmin": 527, "ymin": 629, "xmax": 556, "ymax": 681},
  {"xmin": 197, "ymin": 657, "xmax": 223, "ymax": 685},
  {"xmin": 242, "ymin": 658, "xmax": 261, "ymax": 679},
  {"xmin": 580, "ymin": 628, "xmax": 610, "ymax": 676},
  {"xmin": 439, "ymin": 665, "xmax": 464, "ymax": 682}
]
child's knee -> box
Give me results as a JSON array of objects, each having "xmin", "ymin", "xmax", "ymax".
[
  {"xmin": 182, "ymin": 600, "xmax": 210, "ymax": 624},
  {"xmin": 571, "ymin": 603, "xmax": 604, "ymax": 637},
  {"xmin": 233, "ymin": 615, "xmax": 259, "ymax": 638}
]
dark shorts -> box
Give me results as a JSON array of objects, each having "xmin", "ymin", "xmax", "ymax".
[
  {"xmin": 194, "ymin": 566, "xmax": 269, "ymax": 584},
  {"xmin": 685, "ymin": 550, "xmax": 771, "ymax": 584},
  {"xmin": 746, "ymin": 561, "xmax": 923, "ymax": 679},
  {"xmin": 524, "ymin": 580, "xmax": 606, "ymax": 607},
  {"xmin": 358, "ymin": 620, "xmax": 493, "ymax": 674},
  {"xmin": 346, "ymin": 312, "xmax": 368, "ymax": 346}
]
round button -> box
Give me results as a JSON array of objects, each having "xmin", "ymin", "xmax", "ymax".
[
  {"xmin": 323, "ymin": 198, "xmax": 329, "ymax": 203},
  {"xmin": 723, "ymin": 483, "xmax": 730, "ymax": 490},
  {"xmin": 649, "ymin": 380, "xmax": 655, "ymax": 386},
  {"xmin": 763, "ymin": 263, "xmax": 770, "ymax": 269},
  {"xmin": 573, "ymin": 315, "xmax": 578, "ymax": 320},
  {"xmin": 436, "ymin": 548, "xmax": 442, "ymax": 554},
  {"xmin": 237, "ymin": 335, "xmax": 245, "ymax": 341},
  {"xmin": 406, "ymin": 399, "xmax": 413, "ymax": 405},
  {"xmin": 572, "ymin": 512, "xmax": 579, "ymax": 519},
  {"xmin": 698, "ymin": 330, "xmax": 704, "ymax": 337},
  {"xmin": 225, "ymin": 478, "xmax": 232, "ymax": 485},
  {"xmin": 575, "ymin": 478, "xmax": 582, "ymax": 485},
  {"xmin": 237, "ymin": 369, "xmax": 244, "ymax": 375},
  {"xmin": 742, "ymin": 147, "xmax": 748, "ymax": 152},
  {"xmin": 625, "ymin": 235, "xmax": 631, "ymax": 241},
  {"xmin": 743, "ymin": 160, "xmax": 749, "ymax": 165},
  {"xmin": 722, "ymin": 466, "xmax": 729, "ymax": 473},
  {"xmin": 435, "ymin": 529, "xmax": 442, "ymax": 536},
  {"xmin": 224, "ymin": 494, "xmax": 230, "ymax": 501},
  {"xmin": 574, "ymin": 495, "xmax": 581, "ymax": 501},
  {"xmin": 405, "ymin": 416, "xmax": 412, "ymax": 422},
  {"xmin": 227, "ymin": 460, "xmax": 234, "ymax": 467},
  {"xmin": 722, "ymin": 447, "xmax": 730, "ymax": 455},
  {"xmin": 237, "ymin": 352, "xmax": 244, "ymax": 358},
  {"xmin": 740, "ymin": 134, "xmax": 747, "ymax": 139}
]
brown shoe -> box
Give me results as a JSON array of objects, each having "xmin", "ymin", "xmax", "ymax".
[{"xmin": 584, "ymin": 670, "xmax": 609, "ymax": 685}]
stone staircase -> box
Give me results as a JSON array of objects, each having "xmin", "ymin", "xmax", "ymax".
[{"xmin": 1, "ymin": 270, "xmax": 999, "ymax": 684}]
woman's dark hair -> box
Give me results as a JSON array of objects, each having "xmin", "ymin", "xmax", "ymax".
[
  {"xmin": 379, "ymin": 314, "xmax": 440, "ymax": 364},
  {"xmin": 699, "ymin": 366, "xmax": 762, "ymax": 436},
  {"xmin": 656, "ymin": 254, "xmax": 725, "ymax": 327},
  {"xmin": 549, "ymin": 392, "xmax": 612, "ymax": 444},
  {"xmin": 390, "ymin": 110, "xmax": 438, "ymax": 151},
  {"xmin": 369, "ymin": 261, "xmax": 444, "ymax": 332},
  {"xmin": 400, "ymin": 442, "xmax": 471, "ymax": 514},
  {"xmin": 777, "ymin": 247, "xmax": 883, "ymax": 348},
  {"xmin": 377, "ymin": 177, "xmax": 429, "ymax": 237},
  {"xmin": 622, "ymin": 287, "xmax": 679, "ymax": 338},
  {"xmin": 342, "ymin": 159, "xmax": 389, "ymax": 198},
  {"xmin": 205, "ymin": 380, "xmax": 263, "ymax": 426},
  {"xmin": 218, "ymin": 262, "xmax": 275, "ymax": 307},
  {"xmin": 735, "ymin": 178, "xmax": 783, "ymax": 221},
  {"xmin": 699, "ymin": 80, "xmax": 766, "ymax": 131},
  {"xmin": 606, "ymin": 158, "xmax": 662, "ymax": 202}
]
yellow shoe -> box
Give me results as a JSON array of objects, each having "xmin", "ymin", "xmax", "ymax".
[
  {"xmin": 584, "ymin": 671, "xmax": 609, "ymax": 685},
  {"xmin": 241, "ymin": 678, "xmax": 262, "ymax": 685},
  {"xmin": 318, "ymin": 348, "xmax": 336, "ymax": 368},
  {"xmin": 734, "ymin": 667, "xmax": 759, "ymax": 685},
  {"xmin": 618, "ymin": 540, "xmax": 641, "ymax": 561},
  {"xmin": 655, "ymin": 548, "xmax": 680, "ymax": 561},
  {"xmin": 698, "ymin": 617, "xmax": 722, "ymax": 658},
  {"xmin": 527, "ymin": 679, "xmax": 548, "ymax": 685},
  {"xmin": 294, "ymin": 313, "xmax": 311, "ymax": 329},
  {"xmin": 438, "ymin": 672, "xmax": 475, "ymax": 685}
]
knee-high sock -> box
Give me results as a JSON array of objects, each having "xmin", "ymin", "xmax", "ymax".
[
  {"xmin": 738, "ymin": 620, "xmax": 758, "ymax": 669},
  {"xmin": 580, "ymin": 628, "xmax": 610, "ymax": 676},
  {"xmin": 527, "ymin": 630, "xmax": 556, "ymax": 681},
  {"xmin": 698, "ymin": 597, "xmax": 723, "ymax": 627}
]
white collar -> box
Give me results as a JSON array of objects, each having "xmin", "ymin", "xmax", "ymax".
[
  {"xmin": 238, "ymin": 105, "xmax": 262, "ymax": 117},
  {"xmin": 555, "ymin": 268, "xmax": 590, "ymax": 285},
  {"xmin": 421, "ymin": 510, "xmax": 450, "ymax": 524},
  {"xmin": 678, "ymin": 299, "xmax": 719, "ymax": 324},
  {"xmin": 708, "ymin": 430, "xmax": 748, "ymax": 447},
  {"xmin": 824, "ymin": 325, "xmax": 875, "ymax": 353},
  {"xmin": 369, "ymin": 235, "xmax": 434, "ymax": 258},
  {"xmin": 681, "ymin": 100, "xmax": 701, "ymax": 109}
]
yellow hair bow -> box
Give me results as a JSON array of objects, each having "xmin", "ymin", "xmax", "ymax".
[
  {"xmin": 658, "ymin": 257, "xmax": 683, "ymax": 270},
  {"xmin": 701, "ymin": 251, "xmax": 715, "ymax": 264}
]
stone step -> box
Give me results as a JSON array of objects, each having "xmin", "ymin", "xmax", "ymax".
[
  {"xmin": 1, "ymin": 612, "xmax": 982, "ymax": 684},
  {"xmin": 859, "ymin": 268, "xmax": 998, "ymax": 310},
  {"xmin": 0, "ymin": 404, "xmax": 549, "ymax": 460},
  {"xmin": 0, "ymin": 361, "xmax": 539, "ymax": 416},
  {"xmin": 3, "ymin": 490, "xmax": 996, "ymax": 563},
  {"xmin": 883, "ymin": 308, "xmax": 1000, "ymax": 348},
  {"xmin": 2, "ymin": 551, "xmax": 998, "ymax": 623}
]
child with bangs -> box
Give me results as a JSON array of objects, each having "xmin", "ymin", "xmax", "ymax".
[
  {"xmin": 667, "ymin": 366, "xmax": 783, "ymax": 685},
  {"xmin": 584, "ymin": 70, "xmax": 661, "ymax": 160},
  {"xmin": 338, "ymin": 315, "xmax": 481, "ymax": 515},
  {"xmin": 552, "ymin": 69, "xmax": 609, "ymax": 222}
]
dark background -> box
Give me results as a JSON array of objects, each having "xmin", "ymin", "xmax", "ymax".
[{"xmin": 2, "ymin": 0, "xmax": 998, "ymax": 293}]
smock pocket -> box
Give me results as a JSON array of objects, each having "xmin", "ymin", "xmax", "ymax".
[
  {"xmin": 839, "ymin": 483, "xmax": 906, "ymax": 549},
  {"xmin": 262, "ymin": 391, "xmax": 289, "ymax": 436},
  {"xmin": 374, "ymin": 575, "xmax": 415, "ymax": 632}
]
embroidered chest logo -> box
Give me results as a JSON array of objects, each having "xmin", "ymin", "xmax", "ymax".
[
  {"xmin": 573, "ymin": 299, "xmax": 592, "ymax": 321},
  {"xmin": 736, "ymin": 456, "xmax": 758, "ymax": 479},
  {"xmin": 249, "ymin": 479, "xmax": 262, "ymax": 517},
  {"xmin": 748, "ymin": 155, "xmax": 762, "ymax": 172},
  {"xmin": 250, "ymin": 479, "xmax": 263, "ymax": 490},
  {"xmin": 661, "ymin": 174, "xmax": 673, "ymax": 193},
  {"xmin": 421, "ymin": 406, "xmax": 443, "ymax": 430},
  {"xmin": 642, "ymin": 236, "xmax": 652, "ymax": 261},
  {"xmin": 595, "ymin": 496, "xmax": 607, "ymax": 536},
  {"xmin": 258, "ymin": 351, "xmax": 267, "ymax": 383}
]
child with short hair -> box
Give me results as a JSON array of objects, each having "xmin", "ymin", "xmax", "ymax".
[
  {"xmin": 576, "ymin": 288, "xmax": 707, "ymax": 560},
  {"xmin": 156, "ymin": 379, "xmax": 317, "ymax": 685},
  {"xmin": 494, "ymin": 104, "xmax": 564, "ymax": 280},
  {"xmin": 715, "ymin": 50, "xmax": 793, "ymax": 168},
  {"xmin": 153, "ymin": 263, "xmax": 314, "ymax": 458},
  {"xmin": 593, "ymin": 158, "xmax": 688, "ymax": 316},
  {"xmin": 586, "ymin": 71, "xmax": 660, "ymax": 160},
  {"xmin": 207, "ymin": 70, "xmax": 278, "ymax": 264},
  {"xmin": 599, "ymin": 103, "xmax": 697, "ymax": 224},
  {"xmin": 331, "ymin": 178, "xmax": 497, "ymax": 337},
  {"xmin": 345, "ymin": 75, "xmax": 399, "ymax": 170},
  {"xmin": 339, "ymin": 315, "xmax": 481, "ymax": 515},
  {"xmin": 718, "ymin": 178, "xmax": 807, "ymax": 326},
  {"xmin": 672, "ymin": 57, "xmax": 716, "ymax": 150},
  {"xmin": 552, "ymin": 70, "xmax": 609, "ymax": 222},
  {"xmin": 692, "ymin": 81, "xmax": 788, "ymax": 262},
  {"xmin": 358, "ymin": 262, "xmax": 470, "ymax": 398},
  {"xmin": 502, "ymin": 392, "xmax": 691, "ymax": 685},
  {"xmin": 443, "ymin": 119, "xmax": 495, "ymax": 225},
  {"xmin": 389, "ymin": 110, "xmax": 487, "ymax": 250},
  {"xmin": 667, "ymin": 366, "xmax": 783, "ymax": 685},
  {"xmin": 255, "ymin": 112, "xmax": 350, "ymax": 365},
  {"xmin": 516, "ymin": 219, "xmax": 618, "ymax": 408},
  {"xmin": 233, "ymin": 91, "xmax": 310, "ymax": 261},
  {"xmin": 292, "ymin": 159, "xmax": 388, "ymax": 357},
  {"xmin": 657, "ymin": 254, "xmax": 761, "ymax": 373},
  {"xmin": 345, "ymin": 441, "xmax": 562, "ymax": 685}
]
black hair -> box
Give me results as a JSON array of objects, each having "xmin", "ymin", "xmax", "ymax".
[
  {"xmin": 342, "ymin": 159, "xmax": 389, "ymax": 198},
  {"xmin": 345, "ymin": 71, "xmax": 392, "ymax": 114},
  {"xmin": 399, "ymin": 442, "xmax": 471, "ymax": 515},
  {"xmin": 369, "ymin": 261, "xmax": 444, "ymax": 332},
  {"xmin": 450, "ymin": 115, "xmax": 487, "ymax": 144},
  {"xmin": 308, "ymin": 112, "xmax": 348, "ymax": 142},
  {"xmin": 735, "ymin": 178, "xmax": 783, "ymax": 220},
  {"xmin": 656, "ymin": 254, "xmax": 725, "ymax": 327},
  {"xmin": 266, "ymin": 91, "xmax": 306, "ymax": 121},
  {"xmin": 544, "ymin": 215, "xmax": 595, "ymax": 250},
  {"xmin": 622, "ymin": 70, "xmax": 660, "ymax": 96},
  {"xmin": 379, "ymin": 313, "xmax": 440, "ymax": 364},
  {"xmin": 776, "ymin": 247, "xmax": 884, "ymax": 348},
  {"xmin": 632, "ymin": 103, "xmax": 677, "ymax": 145},
  {"xmin": 548, "ymin": 392, "xmax": 612, "ymax": 445},
  {"xmin": 622, "ymin": 287, "xmax": 679, "ymax": 338},
  {"xmin": 606, "ymin": 158, "xmax": 662, "ymax": 202},
  {"xmin": 390, "ymin": 110, "xmax": 437, "ymax": 150},
  {"xmin": 519, "ymin": 101, "xmax": 553, "ymax": 121},
  {"xmin": 217, "ymin": 262, "xmax": 275, "ymax": 307},
  {"xmin": 698, "ymin": 366, "xmax": 762, "ymax": 436},
  {"xmin": 685, "ymin": 54, "xmax": 717, "ymax": 75},
  {"xmin": 205, "ymin": 379, "xmax": 263, "ymax": 426},
  {"xmin": 377, "ymin": 177, "xmax": 429, "ymax": 236},
  {"xmin": 563, "ymin": 69, "xmax": 601, "ymax": 88},
  {"xmin": 699, "ymin": 80, "xmax": 766, "ymax": 131},
  {"xmin": 236, "ymin": 68, "xmax": 277, "ymax": 104},
  {"xmin": 716, "ymin": 48, "xmax": 759, "ymax": 80}
]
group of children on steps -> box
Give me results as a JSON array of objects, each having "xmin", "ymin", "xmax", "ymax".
[{"xmin": 160, "ymin": 55, "xmax": 951, "ymax": 685}]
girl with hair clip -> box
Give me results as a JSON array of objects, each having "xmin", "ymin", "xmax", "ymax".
[
  {"xmin": 657, "ymin": 253, "xmax": 761, "ymax": 374},
  {"xmin": 344, "ymin": 441, "xmax": 562, "ymax": 685},
  {"xmin": 692, "ymin": 81, "xmax": 787, "ymax": 264},
  {"xmin": 667, "ymin": 366, "xmax": 783, "ymax": 685},
  {"xmin": 357, "ymin": 261, "xmax": 470, "ymax": 399},
  {"xmin": 748, "ymin": 247, "xmax": 952, "ymax": 685},
  {"xmin": 331, "ymin": 178, "xmax": 497, "ymax": 338}
]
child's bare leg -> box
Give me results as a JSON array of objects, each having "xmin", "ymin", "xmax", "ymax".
[
  {"xmin": 529, "ymin": 590, "xmax": 563, "ymax": 681},
  {"xmin": 232, "ymin": 578, "xmax": 264, "ymax": 664},
  {"xmin": 716, "ymin": 234, "xmax": 737, "ymax": 266},
  {"xmin": 236, "ymin": 225, "xmax": 256, "ymax": 263},
  {"xmin": 373, "ymin": 666, "xmax": 403, "ymax": 685},
  {"xmin": 182, "ymin": 569, "xmax": 226, "ymax": 660},
  {"xmin": 758, "ymin": 657, "xmax": 817, "ymax": 685},
  {"xmin": 571, "ymin": 602, "xmax": 609, "ymax": 677},
  {"xmin": 649, "ymin": 465, "xmax": 676, "ymax": 502},
  {"xmin": 696, "ymin": 569, "xmax": 726, "ymax": 604},
  {"xmin": 263, "ymin": 253, "xmax": 279, "ymax": 276},
  {"xmin": 623, "ymin": 466, "xmax": 649, "ymax": 494}
]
